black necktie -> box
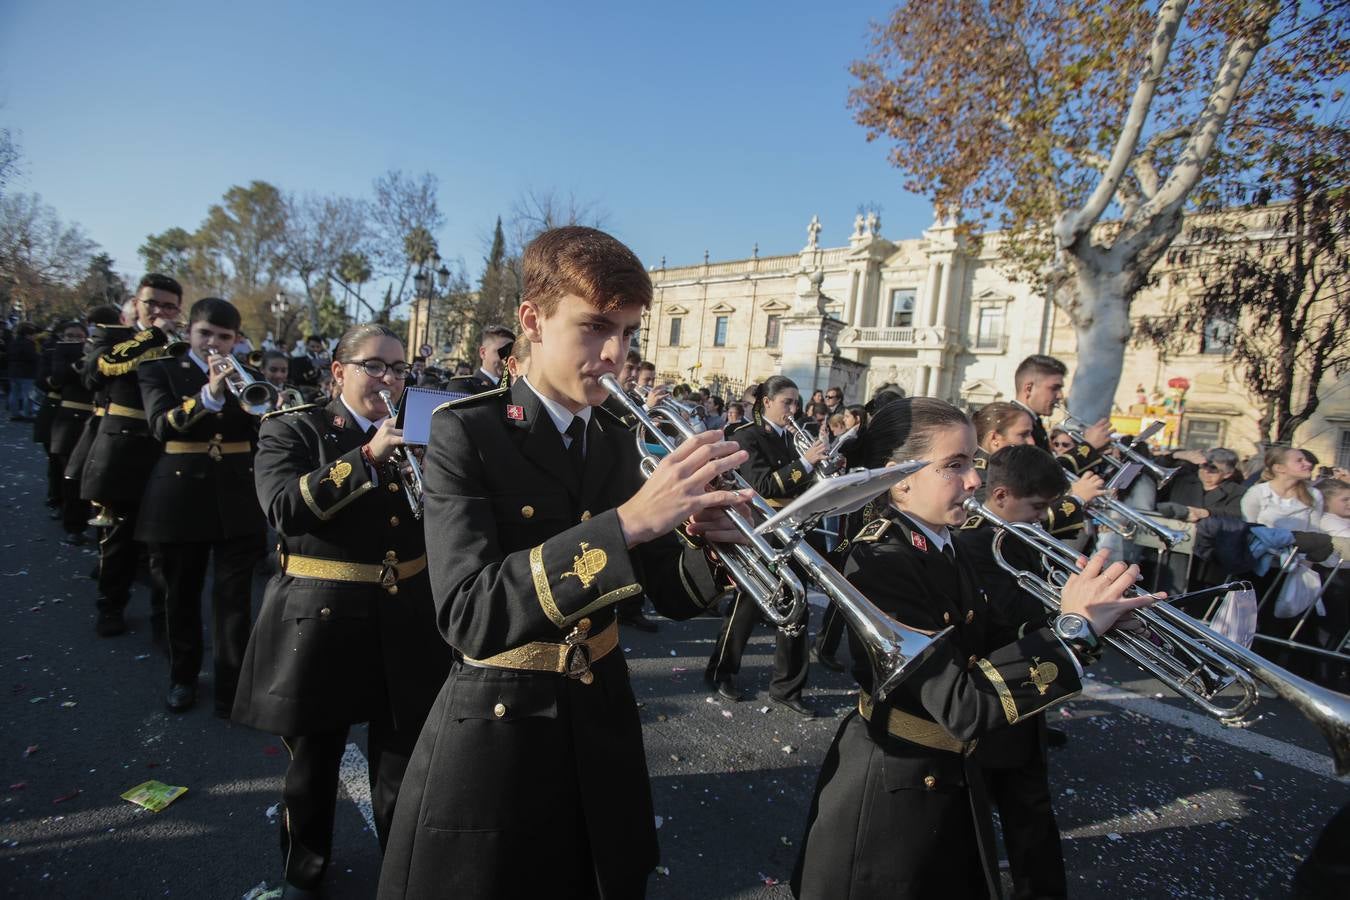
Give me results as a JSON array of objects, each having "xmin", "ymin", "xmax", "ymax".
[
  {"xmin": 365, "ymin": 424, "xmax": 378, "ymax": 442},
  {"xmin": 942, "ymin": 542, "xmax": 955, "ymax": 564},
  {"xmin": 565, "ymin": 416, "xmax": 586, "ymax": 479}
]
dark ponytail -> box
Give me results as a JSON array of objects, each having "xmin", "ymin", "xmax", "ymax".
[
  {"xmin": 752, "ymin": 374, "xmax": 797, "ymax": 425},
  {"xmin": 856, "ymin": 397, "xmax": 971, "ymax": 471}
]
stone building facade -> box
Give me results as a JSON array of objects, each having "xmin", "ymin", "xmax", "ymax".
[{"xmin": 640, "ymin": 211, "xmax": 1350, "ymax": 467}]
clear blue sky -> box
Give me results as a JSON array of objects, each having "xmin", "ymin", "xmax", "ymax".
[{"xmin": 0, "ymin": 0, "xmax": 933, "ymax": 285}]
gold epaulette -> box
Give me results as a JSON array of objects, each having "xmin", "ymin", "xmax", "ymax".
[
  {"xmin": 959, "ymin": 514, "xmax": 985, "ymax": 530},
  {"xmin": 973, "ymin": 456, "xmax": 987, "ymax": 471},
  {"xmin": 852, "ymin": 518, "xmax": 892, "ymax": 544},
  {"xmin": 432, "ymin": 382, "xmax": 509, "ymax": 415},
  {"xmin": 260, "ymin": 403, "xmax": 321, "ymax": 423}
]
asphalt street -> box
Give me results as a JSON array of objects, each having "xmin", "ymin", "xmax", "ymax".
[{"xmin": 1, "ymin": 415, "xmax": 1346, "ymax": 899}]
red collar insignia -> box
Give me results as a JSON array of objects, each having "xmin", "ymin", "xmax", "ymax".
[
  {"xmin": 910, "ymin": 531, "xmax": 928, "ymax": 552},
  {"xmin": 506, "ymin": 404, "xmax": 525, "ymax": 421},
  {"xmin": 333, "ymin": 415, "xmax": 345, "ymax": 428}
]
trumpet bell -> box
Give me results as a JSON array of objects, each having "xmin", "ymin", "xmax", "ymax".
[{"xmin": 87, "ymin": 503, "xmax": 115, "ymax": 528}]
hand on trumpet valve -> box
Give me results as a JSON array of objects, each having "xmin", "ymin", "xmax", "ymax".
[
  {"xmin": 616, "ymin": 429, "xmax": 751, "ymax": 548},
  {"xmin": 366, "ymin": 418, "xmax": 405, "ymax": 464},
  {"xmin": 206, "ymin": 351, "xmax": 232, "ymax": 402},
  {"xmin": 1059, "ymin": 549, "xmax": 1165, "ymax": 636},
  {"xmin": 643, "ymin": 383, "xmax": 671, "ymax": 410},
  {"xmin": 803, "ymin": 435, "xmax": 828, "ymax": 466},
  {"xmin": 1075, "ymin": 417, "xmax": 1113, "ymax": 450},
  {"xmin": 1069, "ymin": 471, "xmax": 1107, "ymax": 504}
]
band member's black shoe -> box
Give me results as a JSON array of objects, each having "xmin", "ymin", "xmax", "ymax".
[
  {"xmin": 95, "ymin": 610, "xmax": 126, "ymax": 637},
  {"xmin": 166, "ymin": 683, "xmax": 196, "ymax": 713},
  {"xmin": 772, "ymin": 696, "xmax": 817, "ymax": 718}
]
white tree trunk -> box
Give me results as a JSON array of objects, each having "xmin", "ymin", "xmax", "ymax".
[{"xmin": 1064, "ymin": 268, "xmax": 1132, "ymax": 422}]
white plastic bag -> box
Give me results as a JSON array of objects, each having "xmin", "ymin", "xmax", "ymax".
[
  {"xmin": 1273, "ymin": 559, "xmax": 1323, "ymax": 619},
  {"xmin": 1209, "ymin": 587, "xmax": 1258, "ymax": 648}
]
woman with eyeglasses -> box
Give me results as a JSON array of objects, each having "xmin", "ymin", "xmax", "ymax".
[{"xmin": 234, "ymin": 323, "xmax": 451, "ymax": 899}]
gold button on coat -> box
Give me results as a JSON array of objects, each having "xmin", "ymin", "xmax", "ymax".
[
  {"xmin": 389, "ymin": 516, "xmax": 400, "ymax": 527},
  {"xmin": 319, "ymin": 607, "xmax": 332, "ymax": 619},
  {"xmin": 967, "ymin": 655, "xmax": 978, "ymax": 670},
  {"xmin": 521, "ymin": 505, "xmax": 535, "ymax": 519},
  {"xmin": 580, "ymin": 510, "xmax": 591, "ymax": 521},
  {"xmin": 493, "ymin": 702, "xmax": 507, "ymax": 718},
  {"xmin": 388, "ymin": 483, "xmax": 400, "ymax": 492},
  {"xmin": 965, "ymin": 610, "xmax": 975, "ymax": 624},
  {"xmin": 923, "ymin": 775, "xmax": 937, "ymax": 789},
  {"xmin": 943, "ymin": 612, "xmax": 951, "ymax": 624}
]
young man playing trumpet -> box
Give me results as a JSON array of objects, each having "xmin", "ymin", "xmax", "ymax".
[
  {"xmin": 378, "ymin": 226, "xmax": 752, "ymax": 900},
  {"xmin": 137, "ymin": 297, "xmax": 266, "ymax": 714}
]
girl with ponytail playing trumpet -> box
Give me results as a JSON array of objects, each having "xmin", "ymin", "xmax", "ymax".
[{"xmin": 791, "ymin": 398, "xmax": 1162, "ymax": 900}]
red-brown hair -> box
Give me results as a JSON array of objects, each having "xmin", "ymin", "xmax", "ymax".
[{"xmin": 522, "ymin": 226, "xmax": 652, "ymax": 317}]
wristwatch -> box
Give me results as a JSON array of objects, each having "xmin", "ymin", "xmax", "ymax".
[{"xmin": 1053, "ymin": 613, "xmax": 1101, "ymax": 662}]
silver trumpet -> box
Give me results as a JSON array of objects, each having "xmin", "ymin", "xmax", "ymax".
[
  {"xmin": 784, "ymin": 416, "xmax": 825, "ymax": 473},
  {"xmin": 1063, "ymin": 469, "xmax": 1188, "ymax": 547},
  {"xmin": 208, "ymin": 350, "xmax": 279, "ymax": 416},
  {"xmin": 965, "ymin": 496, "xmax": 1350, "ymax": 776},
  {"xmin": 603, "ymin": 374, "xmax": 950, "ymax": 700},
  {"xmin": 378, "ymin": 390, "xmax": 425, "ymax": 519},
  {"xmin": 1061, "ymin": 412, "xmax": 1180, "ymax": 488}
]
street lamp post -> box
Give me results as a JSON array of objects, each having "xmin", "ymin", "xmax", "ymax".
[
  {"xmin": 413, "ymin": 253, "xmax": 451, "ymax": 358},
  {"xmin": 271, "ymin": 291, "xmax": 290, "ymax": 351}
]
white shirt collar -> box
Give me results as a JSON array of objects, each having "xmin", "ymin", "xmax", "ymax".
[
  {"xmin": 1011, "ymin": 399, "xmax": 1042, "ymax": 420},
  {"xmin": 895, "ymin": 507, "xmax": 951, "ymax": 554},
  {"xmin": 187, "ymin": 349, "xmax": 210, "ymax": 373},
  {"xmin": 522, "ymin": 376, "xmax": 591, "ymax": 438},
  {"xmin": 479, "ymin": 367, "xmax": 498, "ymax": 385},
  {"xmin": 339, "ymin": 397, "xmax": 386, "ymax": 434},
  {"xmin": 765, "ymin": 419, "xmax": 787, "ymax": 438}
]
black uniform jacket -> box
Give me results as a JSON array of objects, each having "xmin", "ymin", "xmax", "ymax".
[
  {"xmin": 377, "ymin": 378, "xmax": 721, "ymax": 900},
  {"xmin": 955, "ymin": 515, "xmax": 1056, "ymax": 770},
  {"xmin": 1014, "ymin": 400, "xmax": 1103, "ymax": 477},
  {"xmin": 233, "ymin": 399, "xmax": 450, "ymax": 736},
  {"xmin": 134, "ymin": 354, "xmax": 266, "ymax": 544},
  {"xmin": 793, "ymin": 507, "xmax": 1082, "ymax": 900},
  {"xmin": 972, "ymin": 448, "xmax": 1088, "ymax": 541},
  {"xmin": 80, "ymin": 325, "xmax": 170, "ymax": 503},
  {"xmin": 734, "ymin": 420, "xmax": 813, "ymax": 503},
  {"xmin": 33, "ymin": 341, "xmax": 59, "ymax": 447},
  {"xmin": 47, "ymin": 341, "xmax": 95, "ymax": 457},
  {"xmin": 444, "ymin": 369, "xmax": 498, "ymax": 395}
]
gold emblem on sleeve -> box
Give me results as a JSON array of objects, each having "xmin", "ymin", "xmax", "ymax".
[
  {"xmin": 561, "ymin": 542, "xmax": 607, "ymax": 589},
  {"xmin": 1024, "ymin": 657, "xmax": 1059, "ymax": 696}
]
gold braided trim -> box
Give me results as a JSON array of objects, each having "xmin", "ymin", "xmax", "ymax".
[
  {"xmin": 297, "ymin": 472, "xmax": 373, "ymax": 522},
  {"xmin": 60, "ymin": 401, "xmax": 95, "ymax": 412},
  {"xmin": 976, "ymin": 658, "xmax": 1019, "ymax": 725},
  {"xmin": 566, "ymin": 583, "xmax": 643, "ymax": 626},
  {"xmin": 531, "ymin": 544, "xmax": 565, "ymax": 627},
  {"xmin": 106, "ymin": 402, "xmax": 147, "ymax": 420},
  {"xmin": 858, "ymin": 691, "xmax": 975, "ymax": 755},
  {"xmin": 463, "ymin": 619, "xmax": 619, "ymax": 675},
  {"xmin": 94, "ymin": 407, "xmax": 106, "ymax": 416},
  {"xmin": 164, "ymin": 440, "xmax": 252, "ymax": 455},
  {"xmin": 46, "ymin": 391, "xmax": 61, "ymax": 399},
  {"xmin": 281, "ymin": 552, "xmax": 426, "ymax": 584}
]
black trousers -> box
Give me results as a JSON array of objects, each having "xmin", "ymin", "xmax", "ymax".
[
  {"xmin": 280, "ymin": 717, "xmax": 417, "ymax": 890},
  {"xmin": 158, "ymin": 534, "xmax": 262, "ymax": 704},
  {"xmin": 814, "ymin": 601, "xmax": 847, "ymax": 658},
  {"xmin": 96, "ymin": 500, "xmax": 166, "ymax": 616},
  {"xmin": 705, "ymin": 588, "xmax": 808, "ymax": 701},
  {"xmin": 984, "ymin": 757, "xmax": 1066, "ymax": 900},
  {"xmin": 45, "ymin": 452, "xmax": 63, "ymax": 507},
  {"xmin": 53, "ymin": 455, "xmax": 88, "ymax": 535}
]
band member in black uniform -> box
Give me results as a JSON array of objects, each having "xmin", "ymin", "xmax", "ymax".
[
  {"xmin": 377, "ymin": 226, "xmax": 750, "ymax": 900},
  {"xmin": 234, "ymin": 323, "xmax": 450, "ymax": 900},
  {"xmin": 972, "ymin": 401, "xmax": 1105, "ymax": 536},
  {"xmin": 34, "ymin": 324, "xmax": 69, "ymax": 512},
  {"xmin": 792, "ymin": 398, "xmax": 1161, "ymax": 900},
  {"xmin": 957, "ymin": 445, "xmax": 1079, "ymax": 900},
  {"xmin": 136, "ymin": 297, "xmax": 266, "ymax": 714},
  {"xmin": 446, "ymin": 323, "xmax": 514, "ymax": 394},
  {"xmin": 64, "ymin": 308, "xmax": 123, "ymax": 545},
  {"xmin": 1011, "ymin": 354, "xmax": 1110, "ymax": 476},
  {"xmin": 288, "ymin": 335, "xmax": 328, "ymax": 389},
  {"xmin": 45, "ymin": 321, "xmax": 94, "ymax": 543},
  {"xmin": 705, "ymin": 375, "xmax": 824, "ymax": 715},
  {"xmin": 81, "ymin": 274, "xmax": 180, "ymax": 638}
]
